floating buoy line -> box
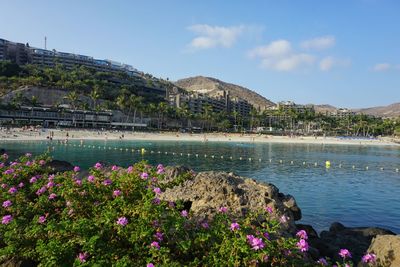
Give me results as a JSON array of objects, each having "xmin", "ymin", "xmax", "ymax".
[{"xmin": 1, "ymin": 140, "xmax": 399, "ymax": 174}]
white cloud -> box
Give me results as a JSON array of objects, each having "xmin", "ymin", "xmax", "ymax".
[
  {"xmin": 247, "ymin": 40, "xmax": 291, "ymax": 58},
  {"xmin": 319, "ymin": 56, "xmax": 351, "ymax": 71},
  {"xmin": 373, "ymin": 63, "xmax": 391, "ymax": 72},
  {"xmin": 187, "ymin": 24, "xmax": 245, "ymax": 49},
  {"xmin": 262, "ymin": 53, "xmax": 315, "ymax": 71},
  {"xmin": 248, "ymin": 40, "xmax": 315, "ymax": 71},
  {"xmin": 301, "ymin": 36, "xmax": 335, "ymax": 50}
]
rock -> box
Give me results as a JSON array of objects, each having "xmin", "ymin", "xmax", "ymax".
[
  {"xmin": 160, "ymin": 170, "xmax": 302, "ymax": 234},
  {"xmin": 45, "ymin": 160, "xmax": 73, "ymax": 173},
  {"xmin": 312, "ymin": 222, "xmax": 396, "ymax": 264},
  {"xmin": 366, "ymin": 235, "xmax": 400, "ymax": 267},
  {"xmin": 161, "ymin": 166, "xmax": 192, "ymax": 184},
  {"xmin": 280, "ymin": 194, "xmax": 302, "ymax": 221}
]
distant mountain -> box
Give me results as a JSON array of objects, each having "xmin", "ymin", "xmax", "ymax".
[
  {"xmin": 312, "ymin": 104, "xmax": 338, "ymax": 114},
  {"xmin": 354, "ymin": 102, "xmax": 400, "ymax": 118},
  {"xmin": 175, "ymin": 76, "xmax": 275, "ymax": 110}
]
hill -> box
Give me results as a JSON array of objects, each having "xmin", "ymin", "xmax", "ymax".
[
  {"xmin": 354, "ymin": 102, "xmax": 400, "ymax": 118},
  {"xmin": 312, "ymin": 104, "xmax": 338, "ymax": 114},
  {"xmin": 175, "ymin": 76, "xmax": 275, "ymax": 110}
]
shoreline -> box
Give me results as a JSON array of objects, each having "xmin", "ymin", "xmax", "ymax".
[{"xmin": 1, "ymin": 128, "xmax": 399, "ymax": 146}]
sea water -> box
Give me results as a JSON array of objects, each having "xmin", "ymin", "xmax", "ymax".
[{"xmin": 2, "ymin": 139, "xmax": 399, "ymax": 233}]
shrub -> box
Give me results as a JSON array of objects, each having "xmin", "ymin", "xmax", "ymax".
[{"xmin": 0, "ymin": 154, "xmax": 360, "ymax": 266}]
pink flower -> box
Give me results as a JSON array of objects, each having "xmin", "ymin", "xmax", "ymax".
[
  {"xmin": 263, "ymin": 232, "xmax": 270, "ymax": 240},
  {"xmin": 296, "ymin": 239, "xmax": 309, "ymax": 252},
  {"xmin": 4, "ymin": 169, "xmax": 14, "ymax": 175},
  {"xmin": 111, "ymin": 165, "xmax": 119, "ymax": 171},
  {"xmin": 8, "ymin": 187, "xmax": 17, "ymax": 194},
  {"xmin": 1, "ymin": 183, "xmax": 7, "ymax": 189},
  {"xmin": 156, "ymin": 164, "xmax": 165, "ymax": 174},
  {"xmin": 2, "ymin": 200, "xmax": 12, "ymax": 208},
  {"xmin": 230, "ymin": 222, "xmax": 240, "ymax": 231},
  {"xmin": 48, "ymin": 174, "xmax": 55, "ymax": 180},
  {"xmin": 362, "ymin": 253, "xmax": 377, "ymax": 264},
  {"xmin": 127, "ymin": 166, "xmax": 133, "ymax": 173},
  {"xmin": 94, "ymin": 162, "xmax": 102, "ymax": 170},
  {"xmin": 36, "ymin": 186, "xmax": 47, "ymax": 195},
  {"xmin": 48, "ymin": 193, "xmax": 57, "ymax": 200},
  {"xmin": 296, "ymin": 230, "xmax": 308, "ymax": 240},
  {"xmin": 246, "ymin": 235, "xmax": 265, "ymax": 250},
  {"xmin": 280, "ymin": 215, "xmax": 288, "ymax": 223},
  {"xmin": 150, "ymin": 241, "xmax": 160, "ymax": 249},
  {"xmin": 77, "ymin": 252, "xmax": 89, "ymax": 263},
  {"xmin": 87, "ymin": 175, "xmax": 95, "ymax": 182},
  {"xmin": 47, "ymin": 181, "xmax": 55, "ymax": 188},
  {"xmin": 102, "ymin": 179, "xmax": 112, "ymax": 186},
  {"xmin": 141, "ymin": 172, "xmax": 149, "ymax": 179},
  {"xmin": 39, "ymin": 160, "xmax": 46, "ymax": 165},
  {"xmin": 25, "ymin": 153, "xmax": 32, "ymax": 157},
  {"xmin": 75, "ymin": 179, "xmax": 82, "ymax": 186},
  {"xmin": 153, "ymin": 187, "xmax": 162, "ymax": 194},
  {"xmin": 117, "ymin": 217, "xmax": 128, "ymax": 226},
  {"xmin": 219, "ymin": 207, "xmax": 228, "ymax": 213},
  {"xmin": 38, "ymin": 216, "xmax": 46, "ymax": 224},
  {"xmin": 317, "ymin": 258, "xmax": 328, "ymax": 266},
  {"xmin": 30, "ymin": 176, "xmax": 37, "ymax": 183},
  {"xmin": 181, "ymin": 210, "xmax": 188, "ymax": 217},
  {"xmin": 147, "ymin": 263, "xmax": 155, "ymax": 267},
  {"xmin": 18, "ymin": 182, "xmax": 24, "ymax": 188},
  {"xmin": 339, "ymin": 248, "xmax": 352, "ymax": 259},
  {"xmin": 25, "ymin": 161, "xmax": 32, "ymax": 166},
  {"xmin": 2, "ymin": 215, "xmax": 13, "ymax": 224},
  {"xmin": 201, "ymin": 221, "xmax": 209, "ymax": 229},
  {"xmin": 73, "ymin": 166, "xmax": 80, "ymax": 172},
  {"xmin": 152, "ymin": 198, "xmax": 160, "ymax": 205},
  {"xmin": 265, "ymin": 206, "xmax": 273, "ymax": 214},
  {"xmin": 113, "ymin": 190, "xmax": 122, "ymax": 197},
  {"xmin": 154, "ymin": 231, "xmax": 164, "ymax": 241}
]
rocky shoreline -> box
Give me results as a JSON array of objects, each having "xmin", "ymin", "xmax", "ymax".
[
  {"xmin": 38, "ymin": 160, "xmax": 400, "ymax": 265},
  {"xmin": 158, "ymin": 167, "xmax": 399, "ymax": 265}
]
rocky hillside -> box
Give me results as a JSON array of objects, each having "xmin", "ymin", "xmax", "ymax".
[
  {"xmin": 175, "ymin": 76, "xmax": 275, "ymax": 110},
  {"xmin": 312, "ymin": 104, "xmax": 338, "ymax": 114},
  {"xmin": 354, "ymin": 102, "xmax": 400, "ymax": 118}
]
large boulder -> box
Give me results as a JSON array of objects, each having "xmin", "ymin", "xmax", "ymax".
[
  {"xmin": 45, "ymin": 160, "xmax": 74, "ymax": 173},
  {"xmin": 160, "ymin": 170, "xmax": 301, "ymax": 234},
  {"xmin": 366, "ymin": 235, "xmax": 400, "ymax": 267}
]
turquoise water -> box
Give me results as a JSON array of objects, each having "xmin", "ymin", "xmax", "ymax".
[{"xmin": 1, "ymin": 140, "xmax": 400, "ymax": 233}]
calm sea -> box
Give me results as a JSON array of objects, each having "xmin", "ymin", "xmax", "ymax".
[{"xmin": 2, "ymin": 140, "xmax": 399, "ymax": 233}]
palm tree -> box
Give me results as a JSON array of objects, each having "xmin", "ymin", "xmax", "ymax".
[
  {"xmin": 157, "ymin": 102, "xmax": 168, "ymax": 129},
  {"xmin": 249, "ymin": 108, "xmax": 258, "ymax": 132},
  {"xmin": 89, "ymin": 87, "xmax": 100, "ymax": 111},
  {"xmin": 64, "ymin": 91, "xmax": 79, "ymax": 110},
  {"xmin": 128, "ymin": 95, "xmax": 143, "ymax": 130},
  {"xmin": 202, "ymin": 104, "xmax": 213, "ymax": 131}
]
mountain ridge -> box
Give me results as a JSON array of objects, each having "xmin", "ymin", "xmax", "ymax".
[{"xmin": 175, "ymin": 76, "xmax": 275, "ymax": 110}]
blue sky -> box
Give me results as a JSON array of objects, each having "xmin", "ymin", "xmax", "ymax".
[{"xmin": 1, "ymin": 0, "xmax": 399, "ymax": 108}]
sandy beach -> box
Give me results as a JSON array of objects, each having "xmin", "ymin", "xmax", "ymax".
[{"xmin": 0, "ymin": 127, "xmax": 399, "ymax": 146}]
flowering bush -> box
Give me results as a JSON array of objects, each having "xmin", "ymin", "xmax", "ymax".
[{"xmin": 0, "ymin": 153, "xmax": 378, "ymax": 266}]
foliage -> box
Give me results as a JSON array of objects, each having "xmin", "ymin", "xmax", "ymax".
[{"xmin": 0, "ymin": 154, "xmax": 367, "ymax": 266}]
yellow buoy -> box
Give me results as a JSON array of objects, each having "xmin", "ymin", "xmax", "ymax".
[
  {"xmin": 141, "ymin": 148, "xmax": 146, "ymax": 154},
  {"xmin": 325, "ymin": 161, "xmax": 331, "ymax": 168}
]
